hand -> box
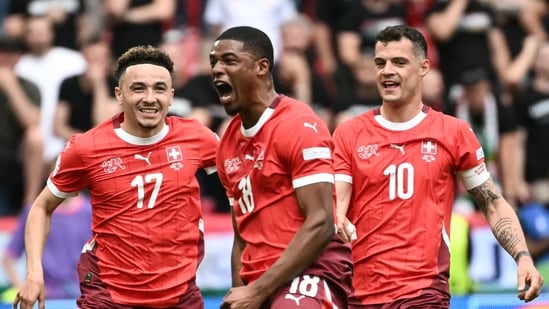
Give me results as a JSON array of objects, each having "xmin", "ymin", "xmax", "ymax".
[
  {"xmin": 220, "ymin": 285, "xmax": 265, "ymax": 309},
  {"xmin": 12, "ymin": 277, "xmax": 45, "ymax": 309},
  {"xmin": 336, "ymin": 213, "xmax": 357, "ymax": 243},
  {"xmin": 516, "ymin": 255, "xmax": 544, "ymax": 302}
]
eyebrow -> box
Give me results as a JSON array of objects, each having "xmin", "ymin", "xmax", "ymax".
[{"xmin": 129, "ymin": 81, "xmax": 169, "ymax": 88}]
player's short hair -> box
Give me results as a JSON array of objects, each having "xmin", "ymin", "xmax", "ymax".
[
  {"xmin": 215, "ymin": 26, "xmax": 274, "ymax": 72},
  {"xmin": 376, "ymin": 25, "xmax": 428, "ymax": 60},
  {"xmin": 113, "ymin": 45, "xmax": 174, "ymax": 81}
]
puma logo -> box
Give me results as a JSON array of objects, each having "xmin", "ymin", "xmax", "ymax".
[
  {"xmin": 303, "ymin": 122, "xmax": 318, "ymax": 133},
  {"xmin": 389, "ymin": 143, "xmax": 405, "ymax": 155},
  {"xmin": 134, "ymin": 152, "xmax": 152, "ymax": 166},
  {"xmin": 285, "ymin": 294, "xmax": 306, "ymax": 306}
]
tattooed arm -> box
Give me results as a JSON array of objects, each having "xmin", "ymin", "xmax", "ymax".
[{"xmin": 468, "ymin": 177, "xmax": 544, "ymax": 302}]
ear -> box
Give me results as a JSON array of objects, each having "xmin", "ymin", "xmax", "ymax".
[
  {"xmin": 257, "ymin": 58, "xmax": 271, "ymax": 76},
  {"xmin": 114, "ymin": 86, "xmax": 123, "ymax": 105},
  {"xmin": 419, "ymin": 58, "xmax": 430, "ymax": 77}
]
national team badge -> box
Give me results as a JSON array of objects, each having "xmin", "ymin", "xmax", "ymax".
[
  {"xmin": 357, "ymin": 144, "xmax": 380, "ymax": 160},
  {"xmin": 421, "ymin": 139, "xmax": 437, "ymax": 163},
  {"xmin": 166, "ymin": 146, "xmax": 183, "ymax": 170},
  {"xmin": 224, "ymin": 157, "xmax": 242, "ymax": 174}
]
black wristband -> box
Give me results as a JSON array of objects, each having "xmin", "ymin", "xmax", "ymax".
[{"xmin": 514, "ymin": 251, "xmax": 531, "ymax": 263}]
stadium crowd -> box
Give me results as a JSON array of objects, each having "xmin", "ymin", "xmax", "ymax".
[{"xmin": 0, "ymin": 0, "xmax": 548, "ymax": 302}]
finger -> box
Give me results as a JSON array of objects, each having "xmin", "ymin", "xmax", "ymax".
[
  {"xmin": 524, "ymin": 279, "xmax": 542, "ymax": 302},
  {"xmin": 346, "ymin": 222, "xmax": 358, "ymax": 242},
  {"xmin": 12, "ymin": 293, "xmax": 20, "ymax": 309},
  {"xmin": 337, "ymin": 227, "xmax": 350, "ymax": 242}
]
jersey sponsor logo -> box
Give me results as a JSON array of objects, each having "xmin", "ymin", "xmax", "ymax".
[
  {"xmin": 476, "ymin": 147, "xmax": 485, "ymax": 160},
  {"xmin": 303, "ymin": 147, "xmax": 331, "ymax": 160},
  {"xmin": 389, "ymin": 143, "xmax": 405, "ymax": 154},
  {"xmin": 303, "ymin": 121, "xmax": 318, "ymax": 133},
  {"xmin": 284, "ymin": 294, "xmax": 306, "ymax": 306},
  {"xmin": 224, "ymin": 157, "xmax": 242, "ymax": 174},
  {"xmin": 473, "ymin": 162, "xmax": 487, "ymax": 175},
  {"xmin": 357, "ymin": 144, "xmax": 380, "ymax": 160},
  {"xmin": 102, "ymin": 157, "xmax": 126, "ymax": 174},
  {"xmin": 134, "ymin": 152, "xmax": 152, "ymax": 166},
  {"xmin": 421, "ymin": 139, "xmax": 437, "ymax": 163}
]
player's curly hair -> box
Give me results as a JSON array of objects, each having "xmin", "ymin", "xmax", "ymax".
[
  {"xmin": 113, "ymin": 45, "xmax": 174, "ymax": 81},
  {"xmin": 215, "ymin": 26, "xmax": 274, "ymax": 72}
]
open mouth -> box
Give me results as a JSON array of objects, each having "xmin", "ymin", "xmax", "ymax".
[
  {"xmin": 382, "ymin": 81, "xmax": 400, "ymax": 89},
  {"xmin": 214, "ymin": 81, "xmax": 233, "ymax": 101},
  {"xmin": 138, "ymin": 107, "xmax": 159, "ymax": 114}
]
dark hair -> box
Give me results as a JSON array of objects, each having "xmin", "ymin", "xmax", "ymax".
[
  {"xmin": 376, "ymin": 25, "xmax": 428, "ymax": 60},
  {"xmin": 215, "ymin": 26, "xmax": 274, "ymax": 71},
  {"xmin": 0, "ymin": 36, "xmax": 26, "ymax": 53},
  {"xmin": 113, "ymin": 45, "xmax": 174, "ymax": 81}
]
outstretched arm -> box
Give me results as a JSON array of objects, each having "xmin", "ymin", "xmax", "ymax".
[
  {"xmin": 13, "ymin": 187, "xmax": 65, "ymax": 309},
  {"xmin": 468, "ymin": 177, "xmax": 544, "ymax": 302}
]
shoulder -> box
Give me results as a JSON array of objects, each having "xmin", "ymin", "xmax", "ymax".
[
  {"xmin": 276, "ymin": 96, "xmax": 323, "ymax": 123},
  {"xmin": 434, "ymin": 110, "xmax": 471, "ymax": 131},
  {"xmin": 167, "ymin": 116, "xmax": 219, "ymax": 142}
]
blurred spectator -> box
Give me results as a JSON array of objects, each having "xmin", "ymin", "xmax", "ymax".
[
  {"xmin": 1, "ymin": 194, "xmax": 91, "ymax": 299},
  {"xmin": 337, "ymin": 0, "xmax": 407, "ymax": 70},
  {"xmin": 273, "ymin": 14, "xmax": 334, "ymax": 129},
  {"xmin": 514, "ymin": 42, "xmax": 549, "ymax": 208},
  {"xmin": 54, "ymin": 36, "xmax": 119, "ymax": 142},
  {"xmin": 3, "ymin": 0, "xmax": 86, "ymax": 50},
  {"xmin": 312, "ymin": 0, "xmax": 356, "ymax": 77},
  {"xmin": 203, "ymin": 0, "xmax": 298, "ymax": 60},
  {"xmin": 421, "ymin": 67, "xmax": 445, "ymax": 111},
  {"xmin": 454, "ymin": 68, "xmax": 502, "ymax": 182},
  {"xmin": 103, "ymin": 0, "xmax": 176, "ymax": 59},
  {"xmin": 405, "ymin": 0, "xmax": 439, "ymax": 67},
  {"xmin": 0, "ymin": 36, "xmax": 43, "ymax": 216},
  {"xmin": 161, "ymin": 33, "xmax": 218, "ymax": 128},
  {"xmin": 15, "ymin": 15, "xmax": 86, "ymax": 183},
  {"xmin": 426, "ymin": 0, "xmax": 509, "ymax": 114},
  {"xmin": 332, "ymin": 49, "xmax": 380, "ymax": 127},
  {"xmin": 519, "ymin": 0, "xmax": 549, "ymax": 39}
]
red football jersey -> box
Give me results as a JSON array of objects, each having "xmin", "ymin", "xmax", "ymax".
[
  {"xmin": 333, "ymin": 106, "xmax": 485, "ymax": 304},
  {"xmin": 47, "ymin": 114, "xmax": 218, "ymax": 307},
  {"xmin": 217, "ymin": 95, "xmax": 352, "ymax": 288}
]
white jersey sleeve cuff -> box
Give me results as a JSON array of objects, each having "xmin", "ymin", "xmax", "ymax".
[
  {"xmin": 204, "ymin": 165, "xmax": 217, "ymax": 175},
  {"xmin": 46, "ymin": 178, "xmax": 78, "ymax": 199},
  {"xmin": 335, "ymin": 174, "xmax": 353, "ymax": 184},
  {"xmin": 293, "ymin": 173, "xmax": 334, "ymax": 189}
]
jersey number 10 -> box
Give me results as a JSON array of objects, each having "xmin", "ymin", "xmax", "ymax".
[{"xmin": 383, "ymin": 163, "xmax": 414, "ymax": 200}]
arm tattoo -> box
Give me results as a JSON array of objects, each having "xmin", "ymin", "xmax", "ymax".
[
  {"xmin": 467, "ymin": 178, "xmax": 501, "ymax": 214},
  {"xmin": 514, "ymin": 250, "xmax": 531, "ymax": 263},
  {"xmin": 493, "ymin": 217, "xmax": 520, "ymax": 257}
]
